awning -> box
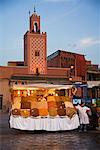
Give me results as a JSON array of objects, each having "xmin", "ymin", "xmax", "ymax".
[
  {"xmin": 11, "ymin": 83, "xmax": 73, "ymax": 90},
  {"xmin": 87, "ymin": 81, "xmax": 100, "ymax": 88}
]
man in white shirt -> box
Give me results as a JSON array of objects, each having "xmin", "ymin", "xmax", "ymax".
[{"xmin": 75, "ymin": 102, "xmax": 91, "ymax": 132}]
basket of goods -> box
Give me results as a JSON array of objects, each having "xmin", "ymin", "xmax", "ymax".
[
  {"xmin": 30, "ymin": 108, "xmax": 39, "ymax": 117},
  {"xmin": 12, "ymin": 109, "xmax": 20, "ymax": 116},
  {"xmin": 20, "ymin": 109, "xmax": 30, "ymax": 118},
  {"xmin": 56, "ymin": 101, "xmax": 65, "ymax": 109},
  {"xmin": 37, "ymin": 101, "xmax": 48, "ymax": 109},
  {"xmin": 48, "ymin": 108, "xmax": 57, "ymax": 117},
  {"xmin": 21, "ymin": 96, "xmax": 28, "ymax": 102},
  {"xmin": 12, "ymin": 97, "xmax": 21, "ymax": 110},
  {"xmin": 47, "ymin": 96, "xmax": 56, "ymax": 102},
  {"xmin": 39, "ymin": 109, "xmax": 48, "ymax": 117},
  {"xmin": 54, "ymin": 96, "xmax": 60, "ymax": 102},
  {"xmin": 64, "ymin": 101, "xmax": 74, "ymax": 108},
  {"xmin": 47, "ymin": 101, "xmax": 57, "ymax": 109},
  {"xmin": 66, "ymin": 107, "xmax": 77, "ymax": 119},
  {"xmin": 57, "ymin": 108, "xmax": 66, "ymax": 116},
  {"xmin": 21, "ymin": 102, "xmax": 31, "ymax": 109},
  {"xmin": 31, "ymin": 101, "xmax": 38, "ymax": 109}
]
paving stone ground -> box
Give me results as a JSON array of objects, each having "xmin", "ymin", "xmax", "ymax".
[{"xmin": 0, "ymin": 113, "xmax": 100, "ymax": 150}]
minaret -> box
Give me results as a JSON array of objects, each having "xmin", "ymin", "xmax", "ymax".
[{"xmin": 24, "ymin": 9, "xmax": 47, "ymax": 75}]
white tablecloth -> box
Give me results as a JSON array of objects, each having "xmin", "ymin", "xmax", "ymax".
[{"xmin": 10, "ymin": 114, "xmax": 80, "ymax": 131}]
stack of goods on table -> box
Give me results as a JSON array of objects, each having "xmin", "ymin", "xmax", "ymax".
[{"xmin": 11, "ymin": 91, "xmax": 77, "ymax": 119}]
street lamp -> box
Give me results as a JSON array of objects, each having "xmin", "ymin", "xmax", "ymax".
[
  {"xmin": 69, "ymin": 77, "xmax": 73, "ymax": 81},
  {"xmin": 70, "ymin": 65, "xmax": 74, "ymax": 69},
  {"xmin": 69, "ymin": 65, "xmax": 74, "ymax": 81}
]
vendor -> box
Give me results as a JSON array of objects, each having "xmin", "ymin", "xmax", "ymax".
[{"xmin": 75, "ymin": 102, "xmax": 90, "ymax": 132}]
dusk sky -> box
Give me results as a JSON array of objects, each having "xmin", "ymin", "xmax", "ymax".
[{"xmin": 0, "ymin": 0, "xmax": 100, "ymax": 66}]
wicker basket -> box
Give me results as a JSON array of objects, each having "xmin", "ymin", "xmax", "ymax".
[
  {"xmin": 57, "ymin": 108, "xmax": 66, "ymax": 116},
  {"xmin": 30, "ymin": 108, "xmax": 39, "ymax": 117},
  {"xmin": 66, "ymin": 107, "xmax": 77, "ymax": 119},
  {"xmin": 48, "ymin": 101, "xmax": 57, "ymax": 109},
  {"xmin": 48, "ymin": 108, "xmax": 57, "ymax": 117},
  {"xmin": 12, "ymin": 109, "xmax": 20, "ymax": 116},
  {"xmin": 39, "ymin": 109, "xmax": 48, "ymax": 116},
  {"xmin": 20, "ymin": 109, "xmax": 30, "ymax": 118}
]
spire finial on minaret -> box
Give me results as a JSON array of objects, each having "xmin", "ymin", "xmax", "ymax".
[{"xmin": 34, "ymin": 5, "xmax": 36, "ymax": 13}]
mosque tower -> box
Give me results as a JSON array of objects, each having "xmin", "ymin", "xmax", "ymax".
[{"xmin": 24, "ymin": 8, "xmax": 47, "ymax": 75}]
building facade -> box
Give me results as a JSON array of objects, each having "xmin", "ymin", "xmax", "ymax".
[
  {"xmin": 86, "ymin": 60, "xmax": 100, "ymax": 99},
  {"xmin": 47, "ymin": 50, "xmax": 87, "ymax": 82}
]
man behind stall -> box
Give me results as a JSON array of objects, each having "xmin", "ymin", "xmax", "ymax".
[{"xmin": 75, "ymin": 102, "xmax": 91, "ymax": 132}]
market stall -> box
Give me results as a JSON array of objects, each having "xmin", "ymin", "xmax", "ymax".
[{"xmin": 9, "ymin": 83, "xmax": 80, "ymax": 131}]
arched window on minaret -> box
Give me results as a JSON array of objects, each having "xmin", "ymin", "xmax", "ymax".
[{"xmin": 34, "ymin": 22, "xmax": 38, "ymax": 32}]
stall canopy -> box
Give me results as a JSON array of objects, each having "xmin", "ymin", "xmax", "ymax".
[
  {"xmin": 11, "ymin": 83, "xmax": 73, "ymax": 90},
  {"xmin": 87, "ymin": 81, "xmax": 100, "ymax": 88}
]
